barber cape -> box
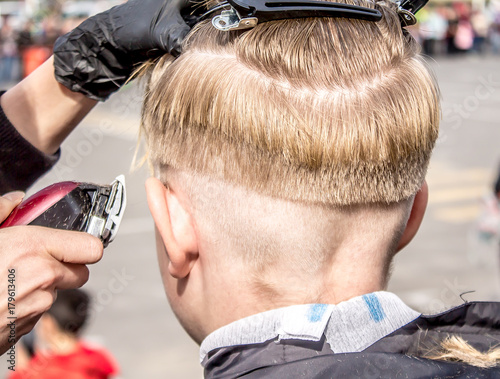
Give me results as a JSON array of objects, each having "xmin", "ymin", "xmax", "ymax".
[{"xmin": 200, "ymin": 292, "xmax": 500, "ymax": 378}]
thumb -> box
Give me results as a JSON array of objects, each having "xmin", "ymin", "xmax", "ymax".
[
  {"xmin": 164, "ymin": 21, "xmax": 190, "ymax": 57},
  {"xmin": 154, "ymin": 1, "xmax": 192, "ymax": 56},
  {"xmin": 0, "ymin": 191, "xmax": 25, "ymax": 223}
]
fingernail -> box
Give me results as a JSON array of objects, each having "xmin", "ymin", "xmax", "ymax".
[{"xmin": 3, "ymin": 191, "xmax": 25, "ymax": 203}]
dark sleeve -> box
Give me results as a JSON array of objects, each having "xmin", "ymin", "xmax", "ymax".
[{"xmin": 0, "ymin": 92, "xmax": 60, "ymax": 194}]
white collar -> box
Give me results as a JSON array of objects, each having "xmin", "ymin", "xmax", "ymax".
[{"xmin": 200, "ymin": 291, "xmax": 420, "ymax": 363}]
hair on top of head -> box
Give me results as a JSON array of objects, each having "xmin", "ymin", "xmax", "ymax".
[
  {"xmin": 141, "ymin": 0, "xmax": 440, "ymax": 206},
  {"xmin": 47, "ymin": 289, "xmax": 90, "ymax": 335}
]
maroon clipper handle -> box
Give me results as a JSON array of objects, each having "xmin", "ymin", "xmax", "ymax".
[
  {"xmin": 0, "ymin": 176, "xmax": 127, "ymax": 248},
  {"xmin": 1, "ymin": 182, "xmax": 80, "ymax": 227}
]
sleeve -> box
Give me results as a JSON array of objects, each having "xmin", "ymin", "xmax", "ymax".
[{"xmin": 0, "ymin": 91, "xmax": 60, "ymax": 194}]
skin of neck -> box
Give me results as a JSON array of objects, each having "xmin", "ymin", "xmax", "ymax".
[
  {"xmin": 202, "ymin": 224, "xmax": 397, "ymax": 333},
  {"xmin": 38, "ymin": 315, "xmax": 80, "ymax": 355},
  {"xmin": 48, "ymin": 334, "xmax": 80, "ymax": 355},
  {"xmin": 156, "ymin": 177, "xmax": 410, "ymax": 345}
]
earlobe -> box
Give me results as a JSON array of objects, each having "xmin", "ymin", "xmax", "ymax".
[
  {"xmin": 145, "ymin": 177, "xmax": 199, "ymax": 279},
  {"xmin": 396, "ymin": 181, "xmax": 428, "ymax": 252}
]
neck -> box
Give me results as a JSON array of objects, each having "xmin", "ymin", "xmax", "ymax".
[
  {"xmin": 182, "ymin": 197, "xmax": 408, "ymax": 343},
  {"xmin": 47, "ymin": 333, "xmax": 80, "ymax": 355},
  {"xmin": 203, "ymin": 245, "xmax": 391, "ymax": 337}
]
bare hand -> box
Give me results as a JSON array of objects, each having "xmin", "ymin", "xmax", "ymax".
[{"xmin": 0, "ymin": 192, "xmax": 103, "ymax": 355}]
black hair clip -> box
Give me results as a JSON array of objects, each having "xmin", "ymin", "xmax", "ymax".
[
  {"xmin": 201, "ymin": 0, "xmax": 382, "ymax": 31},
  {"xmin": 200, "ymin": 0, "xmax": 428, "ymax": 31},
  {"xmin": 397, "ymin": 0, "xmax": 428, "ymax": 26}
]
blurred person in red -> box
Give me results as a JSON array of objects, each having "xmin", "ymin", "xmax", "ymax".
[
  {"xmin": 8, "ymin": 289, "xmax": 118, "ymax": 379},
  {"xmin": 452, "ymin": 2, "xmax": 474, "ymax": 53}
]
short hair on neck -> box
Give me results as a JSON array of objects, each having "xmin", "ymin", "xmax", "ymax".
[{"xmin": 141, "ymin": 0, "xmax": 440, "ymax": 206}]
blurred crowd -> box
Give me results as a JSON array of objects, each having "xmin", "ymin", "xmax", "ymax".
[
  {"xmin": 1, "ymin": 1, "xmax": 500, "ymax": 85},
  {"xmin": 0, "ymin": 13, "xmax": 86, "ymax": 83},
  {"xmin": 412, "ymin": 1, "xmax": 500, "ymax": 56}
]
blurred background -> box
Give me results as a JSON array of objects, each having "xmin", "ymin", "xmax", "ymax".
[
  {"xmin": 0, "ymin": 0, "xmax": 500, "ymax": 378},
  {"xmin": 0, "ymin": 0, "xmax": 124, "ymax": 84}
]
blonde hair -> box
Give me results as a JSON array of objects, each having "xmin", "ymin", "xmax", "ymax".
[
  {"xmin": 425, "ymin": 336, "xmax": 500, "ymax": 369},
  {"xmin": 141, "ymin": 0, "xmax": 440, "ymax": 206}
]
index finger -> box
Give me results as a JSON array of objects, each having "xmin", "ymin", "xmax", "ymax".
[{"xmin": 14, "ymin": 226, "xmax": 104, "ymax": 264}]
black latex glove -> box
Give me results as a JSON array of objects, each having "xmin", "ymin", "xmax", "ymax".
[{"xmin": 54, "ymin": 0, "xmax": 192, "ymax": 101}]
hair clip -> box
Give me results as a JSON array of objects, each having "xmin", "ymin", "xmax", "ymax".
[
  {"xmin": 199, "ymin": 0, "xmax": 430, "ymax": 31},
  {"xmin": 397, "ymin": 0, "xmax": 429, "ymax": 26},
  {"xmin": 201, "ymin": 0, "xmax": 383, "ymax": 32}
]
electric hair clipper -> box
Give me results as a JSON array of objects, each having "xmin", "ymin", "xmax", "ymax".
[{"xmin": 0, "ymin": 175, "xmax": 126, "ymax": 247}]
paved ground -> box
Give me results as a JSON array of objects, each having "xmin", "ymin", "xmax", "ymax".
[
  {"xmin": 388, "ymin": 55, "xmax": 500, "ymax": 312},
  {"xmin": 1, "ymin": 55, "xmax": 500, "ymax": 378}
]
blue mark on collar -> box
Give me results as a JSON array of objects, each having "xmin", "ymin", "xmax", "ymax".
[
  {"xmin": 362, "ymin": 294, "xmax": 385, "ymax": 323},
  {"xmin": 308, "ymin": 304, "xmax": 328, "ymax": 322}
]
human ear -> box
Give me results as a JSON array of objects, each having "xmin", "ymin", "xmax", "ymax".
[
  {"xmin": 396, "ymin": 181, "xmax": 429, "ymax": 252},
  {"xmin": 145, "ymin": 177, "xmax": 199, "ymax": 279}
]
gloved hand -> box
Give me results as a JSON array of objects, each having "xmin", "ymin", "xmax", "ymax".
[{"xmin": 54, "ymin": 0, "xmax": 193, "ymax": 101}]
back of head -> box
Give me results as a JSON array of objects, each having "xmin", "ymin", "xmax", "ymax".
[
  {"xmin": 142, "ymin": 0, "xmax": 440, "ymax": 206},
  {"xmin": 140, "ymin": 1, "xmax": 440, "ymax": 300},
  {"xmin": 47, "ymin": 289, "xmax": 90, "ymax": 335}
]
